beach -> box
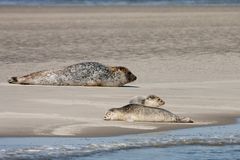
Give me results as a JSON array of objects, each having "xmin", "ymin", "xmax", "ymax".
[{"xmin": 0, "ymin": 6, "xmax": 240, "ymax": 137}]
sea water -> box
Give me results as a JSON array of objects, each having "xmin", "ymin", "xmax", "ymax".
[
  {"xmin": 0, "ymin": 0, "xmax": 240, "ymax": 6},
  {"xmin": 0, "ymin": 119, "xmax": 240, "ymax": 160}
]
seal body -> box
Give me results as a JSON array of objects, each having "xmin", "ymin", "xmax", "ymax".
[
  {"xmin": 129, "ymin": 95, "xmax": 165, "ymax": 108},
  {"xmin": 104, "ymin": 104, "xmax": 193, "ymax": 123},
  {"xmin": 8, "ymin": 62, "xmax": 137, "ymax": 87}
]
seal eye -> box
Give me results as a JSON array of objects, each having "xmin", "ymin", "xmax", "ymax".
[{"xmin": 149, "ymin": 95, "xmax": 156, "ymax": 99}]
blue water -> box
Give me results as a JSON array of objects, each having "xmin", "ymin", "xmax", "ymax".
[
  {"xmin": 0, "ymin": 0, "xmax": 240, "ymax": 6},
  {"xmin": 0, "ymin": 120, "xmax": 240, "ymax": 160}
]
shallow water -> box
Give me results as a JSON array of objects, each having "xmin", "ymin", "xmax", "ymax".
[
  {"xmin": 0, "ymin": 0, "xmax": 240, "ymax": 5},
  {"xmin": 0, "ymin": 119, "xmax": 240, "ymax": 160}
]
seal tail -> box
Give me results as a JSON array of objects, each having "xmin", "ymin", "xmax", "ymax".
[
  {"xmin": 8, "ymin": 74, "xmax": 35, "ymax": 85},
  {"xmin": 8, "ymin": 70, "xmax": 58, "ymax": 85},
  {"xmin": 8, "ymin": 77, "xmax": 18, "ymax": 84},
  {"xmin": 177, "ymin": 116, "xmax": 194, "ymax": 123}
]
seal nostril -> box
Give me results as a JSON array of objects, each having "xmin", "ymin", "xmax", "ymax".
[{"xmin": 133, "ymin": 75, "xmax": 137, "ymax": 81}]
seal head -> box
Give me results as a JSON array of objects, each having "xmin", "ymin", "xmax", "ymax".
[
  {"xmin": 104, "ymin": 110, "xmax": 116, "ymax": 121},
  {"xmin": 110, "ymin": 66, "xmax": 137, "ymax": 86},
  {"xmin": 129, "ymin": 95, "xmax": 165, "ymax": 108},
  {"xmin": 144, "ymin": 95, "xmax": 165, "ymax": 107}
]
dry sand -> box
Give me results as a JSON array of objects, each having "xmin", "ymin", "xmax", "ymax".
[{"xmin": 0, "ymin": 6, "xmax": 240, "ymax": 137}]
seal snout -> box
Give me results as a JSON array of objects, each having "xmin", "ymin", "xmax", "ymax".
[
  {"xmin": 103, "ymin": 114, "xmax": 110, "ymax": 121},
  {"xmin": 128, "ymin": 72, "xmax": 137, "ymax": 82},
  {"xmin": 103, "ymin": 112, "xmax": 109, "ymax": 120},
  {"xmin": 8, "ymin": 77, "xmax": 18, "ymax": 84},
  {"xmin": 160, "ymin": 99, "xmax": 165, "ymax": 105},
  {"xmin": 132, "ymin": 74, "xmax": 137, "ymax": 81},
  {"xmin": 104, "ymin": 111, "xmax": 112, "ymax": 120},
  {"xmin": 103, "ymin": 115, "xmax": 109, "ymax": 120}
]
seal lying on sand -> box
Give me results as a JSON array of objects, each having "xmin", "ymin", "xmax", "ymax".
[
  {"xmin": 8, "ymin": 62, "xmax": 137, "ymax": 87},
  {"xmin": 129, "ymin": 95, "xmax": 165, "ymax": 108},
  {"xmin": 104, "ymin": 104, "xmax": 193, "ymax": 123}
]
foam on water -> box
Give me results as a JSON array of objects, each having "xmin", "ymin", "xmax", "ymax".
[
  {"xmin": 1, "ymin": 137, "xmax": 240, "ymax": 159},
  {"xmin": 0, "ymin": 119, "xmax": 240, "ymax": 160}
]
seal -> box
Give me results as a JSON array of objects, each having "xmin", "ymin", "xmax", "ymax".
[
  {"xmin": 104, "ymin": 104, "xmax": 193, "ymax": 123},
  {"xmin": 129, "ymin": 95, "xmax": 165, "ymax": 107},
  {"xmin": 8, "ymin": 62, "xmax": 137, "ymax": 87}
]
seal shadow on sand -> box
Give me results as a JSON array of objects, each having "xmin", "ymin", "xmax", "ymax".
[{"xmin": 120, "ymin": 85, "xmax": 139, "ymax": 88}]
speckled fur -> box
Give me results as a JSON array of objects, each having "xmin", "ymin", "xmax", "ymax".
[
  {"xmin": 104, "ymin": 104, "xmax": 193, "ymax": 123},
  {"xmin": 8, "ymin": 62, "xmax": 137, "ymax": 86},
  {"xmin": 129, "ymin": 95, "xmax": 165, "ymax": 108}
]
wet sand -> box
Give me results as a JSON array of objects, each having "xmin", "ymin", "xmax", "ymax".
[{"xmin": 0, "ymin": 6, "xmax": 240, "ymax": 136}]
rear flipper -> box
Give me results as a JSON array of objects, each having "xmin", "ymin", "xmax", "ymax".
[
  {"xmin": 7, "ymin": 70, "xmax": 52, "ymax": 85},
  {"xmin": 178, "ymin": 116, "xmax": 194, "ymax": 123},
  {"xmin": 8, "ymin": 77, "xmax": 18, "ymax": 84},
  {"xmin": 8, "ymin": 76, "xmax": 32, "ymax": 85}
]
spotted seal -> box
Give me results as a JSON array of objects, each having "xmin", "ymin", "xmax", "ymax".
[
  {"xmin": 8, "ymin": 62, "xmax": 137, "ymax": 87},
  {"xmin": 104, "ymin": 104, "xmax": 193, "ymax": 123},
  {"xmin": 129, "ymin": 95, "xmax": 165, "ymax": 108}
]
